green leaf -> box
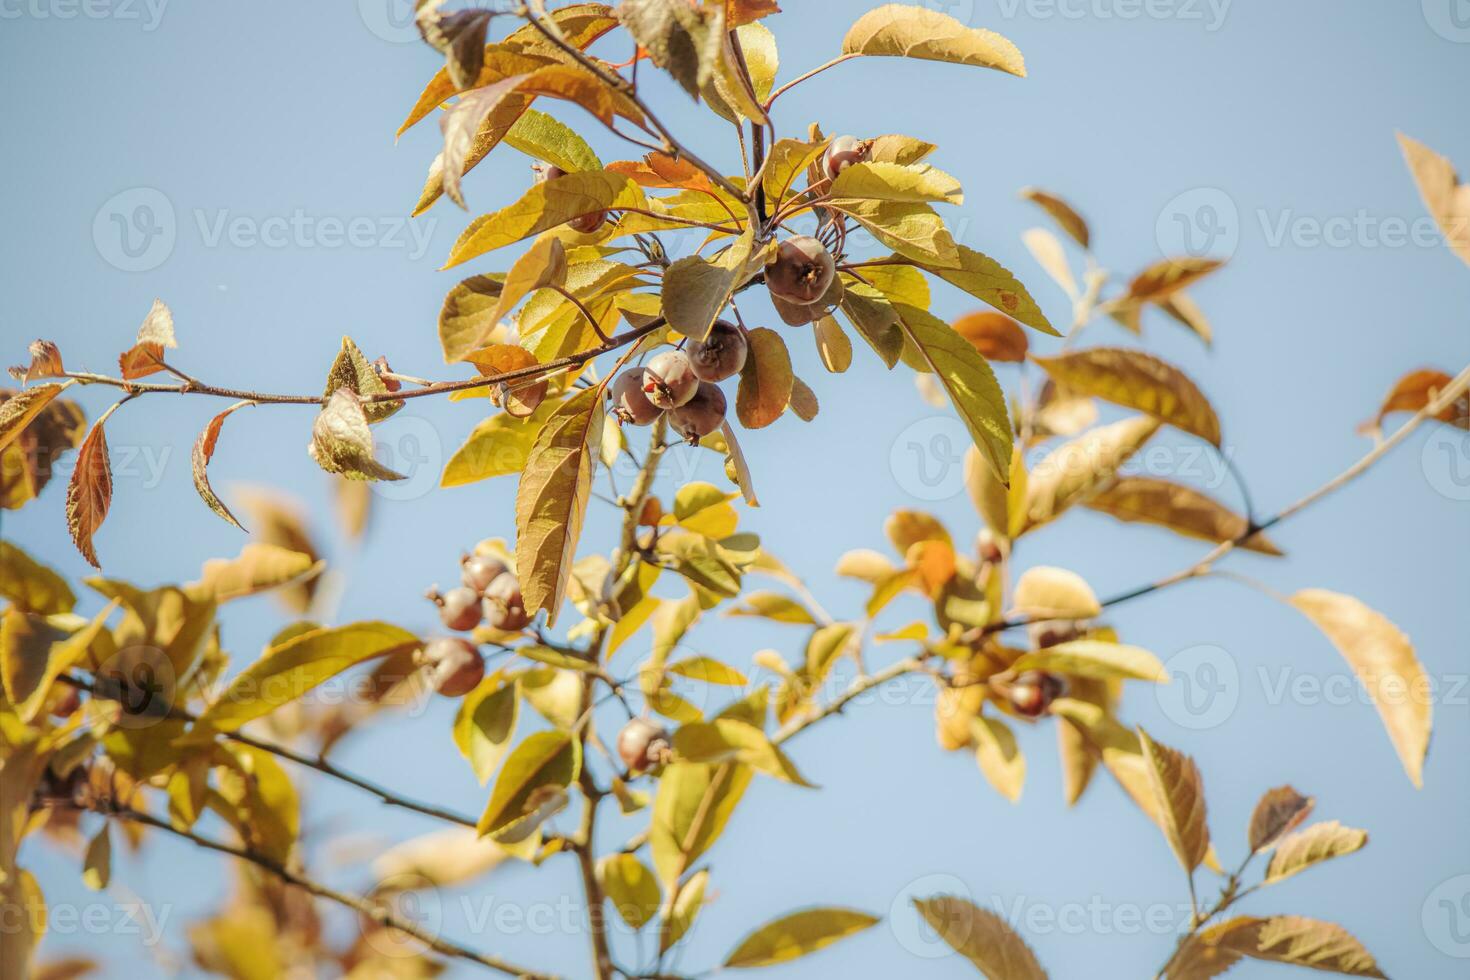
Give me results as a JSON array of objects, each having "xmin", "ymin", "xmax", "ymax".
[
  {"xmin": 478, "ymin": 730, "xmax": 581, "ymax": 838},
  {"xmin": 831, "ymin": 200, "xmax": 958, "ymax": 267},
  {"xmin": 195, "ymin": 622, "xmax": 418, "ymax": 733},
  {"xmin": 911, "ymin": 895, "xmax": 1047, "ymax": 979},
  {"xmin": 649, "ymin": 761, "xmax": 752, "ymax": 889},
  {"xmin": 0, "ymin": 542, "xmax": 75, "ymax": 615},
  {"xmin": 660, "ymin": 868, "xmax": 709, "ymax": 952},
  {"xmin": 829, "ymin": 161, "xmax": 963, "ymax": 205},
  {"xmin": 454, "ymin": 678, "xmax": 520, "ymax": 785},
  {"xmin": 81, "ymin": 824, "xmax": 111, "ymax": 891},
  {"xmin": 920, "ymin": 245, "xmax": 1057, "ymax": 335},
  {"xmin": 1033, "ymin": 348, "xmax": 1222, "ymax": 446},
  {"xmin": 838, "ymin": 279, "xmax": 904, "ymax": 368},
  {"xmin": 308, "ymin": 390, "xmax": 407, "ymax": 482},
  {"xmin": 891, "ymin": 303, "xmax": 1012, "ymax": 484},
  {"xmin": 842, "ymin": 5, "xmax": 1026, "ymax": 78},
  {"xmin": 762, "ymin": 137, "xmax": 831, "ymax": 207},
  {"xmin": 662, "ymin": 230, "xmax": 758, "ymax": 340},
  {"xmin": 439, "ymin": 274, "xmax": 507, "ymax": 363},
  {"xmin": 505, "ymin": 107, "xmax": 603, "ymax": 173},
  {"xmin": 323, "ymin": 336, "xmax": 401, "ymax": 423},
  {"xmin": 724, "ymin": 907, "xmax": 880, "ymax": 969},
  {"xmin": 516, "ymin": 389, "xmax": 604, "ymax": 627},
  {"xmin": 672, "ymin": 718, "xmax": 813, "ymax": 786},
  {"xmin": 1265, "ymin": 821, "xmax": 1368, "ymax": 884},
  {"xmin": 445, "ymin": 171, "xmax": 646, "ymax": 268},
  {"xmin": 442, "ymin": 398, "xmax": 556, "ymax": 488},
  {"xmin": 598, "ymin": 853, "xmax": 661, "ymax": 930},
  {"xmin": 1012, "ymin": 641, "xmax": 1167, "ymax": 683}
]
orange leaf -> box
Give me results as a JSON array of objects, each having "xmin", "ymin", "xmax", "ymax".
[
  {"xmin": 66, "ymin": 419, "xmax": 113, "ymax": 568},
  {"xmin": 953, "ymin": 311, "xmax": 1028, "ymax": 362}
]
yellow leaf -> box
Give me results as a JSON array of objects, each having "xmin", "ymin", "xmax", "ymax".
[
  {"xmin": 484, "ymin": 236, "xmax": 568, "ymax": 335},
  {"xmin": 1012, "ymin": 567, "xmax": 1100, "ymax": 620},
  {"xmin": 649, "ymin": 761, "xmax": 752, "ymax": 889},
  {"xmin": 842, "ymin": 5, "xmax": 1026, "ymax": 78},
  {"xmin": 1195, "ymin": 916, "xmax": 1386, "ymax": 978},
  {"xmin": 1289, "ymin": 589, "xmax": 1430, "ymax": 787},
  {"xmin": 598, "ymin": 852, "xmax": 661, "ymax": 930},
  {"xmin": 195, "ymin": 622, "xmax": 418, "ymax": 733},
  {"xmin": 1012, "ymin": 640, "xmax": 1167, "ymax": 683},
  {"xmin": 663, "ymin": 230, "xmax": 758, "ymax": 340},
  {"xmin": 831, "ymin": 200, "xmax": 958, "ymax": 267},
  {"xmin": 453, "ymin": 676, "xmax": 520, "ymax": 784},
  {"xmin": 1265, "ymin": 820, "xmax": 1368, "ymax": 884},
  {"xmin": 0, "ymin": 382, "xmax": 71, "ymax": 454},
  {"xmin": 813, "ymin": 315, "xmax": 853, "ymax": 374},
  {"xmin": 1021, "ymin": 416, "xmax": 1161, "ymax": 533},
  {"xmin": 1022, "ymin": 227, "xmax": 1076, "ymax": 298},
  {"xmin": 191, "ymin": 544, "xmax": 323, "ymax": 604},
  {"xmin": 1085, "ymin": 477, "xmax": 1283, "ymax": 556},
  {"xmin": 1397, "ymin": 132, "xmax": 1470, "ymax": 270},
  {"xmin": 723, "ymin": 907, "xmax": 880, "ymax": 969},
  {"xmin": 829, "ymin": 161, "xmax": 964, "ymax": 205},
  {"xmin": 445, "ymin": 171, "xmax": 647, "ymax": 268},
  {"xmin": 922, "ymin": 245, "xmax": 1058, "ymax": 336},
  {"xmin": 911, "ymin": 895, "xmax": 1047, "ymax": 979},
  {"xmin": 954, "ymin": 311, "xmax": 1029, "ymax": 363},
  {"xmin": 1138, "ymin": 728, "xmax": 1210, "ymax": 872},
  {"xmin": 0, "ymin": 542, "xmax": 75, "ymax": 616},
  {"xmin": 308, "ymin": 390, "xmax": 407, "ymax": 482},
  {"xmin": 374, "ymin": 827, "xmax": 511, "ymax": 889},
  {"xmin": 515, "ymin": 389, "xmax": 603, "ymax": 626},
  {"xmin": 972, "ymin": 715, "xmax": 1025, "ymax": 803},
  {"xmin": 660, "ymin": 868, "xmax": 709, "ymax": 952},
  {"xmin": 81, "ymin": 825, "xmax": 110, "ymax": 891},
  {"xmin": 892, "ymin": 304, "xmax": 1012, "ymax": 484},
  {"xmin": 762, "ymin": 137, "xmax": 831, "ymax": 207},
  {"xmin": 671, "ymin": 718, "xmax": 812, "ymax": 786},
  {"xmin": 736, "ymin": 327, "xmax": 794, "ymax": 429},
  {"xmin": 478, "ymin": 730, "xmax": 580, "ymax": 838},
  {"xmin": 1033, "ymin": 348, "xmax": 1221, "ymax": 445},
  {"xmin": 1128, "ymin": 256, "xmax": 1225, "ymax": 302}
]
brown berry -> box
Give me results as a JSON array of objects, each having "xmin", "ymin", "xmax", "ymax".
[
  {"xmin": 824, "ymin": 135, "xmax": 869, "ymax": 180},
  {"xmin": 435, "ymin": 586, "xmax": 483, "ymax": 632},
  {"xmin": 607, "ymin": 369, "xmax": 664, "ymax": 426},
  {"xmin": 50, "ymin": 686, "xmax": 82, "ymax": 718},
  {"xmin": 422, "ymin": 638, "xmax": 484, "ymax": 698},
  {"xmin": 1006, "ymin": 671, "xmax": 1067, "ymax": 719},
  {"xmin": 617, "ymin": 718, "xmax": 671, "ymax": 773},
  {"xmin": 642, "ymin": 351, "xmax": 700, "ymax": 410},
  {"xmin": 1028, "ymin": 621, "xmax": 1081, "ymax": 651},
  {"xmin": 669, "ymin": 382, "xmax": 727, "ymax": 444},
  {"xmin": 685, "ymin": 320, "xmax": 748, "ymax": 383},
  {"xmin": 461, "ymin": 554, "xmax": 508, "ymax": 593},
  {"xmin": 977, "ymin": 529, "xmax": 1004, "ymax": 565},
  {"xmin": 766, "ymin": 236, "xmax": 836, "ymax": 306},
  {"xmin": 483, "ymin": 573, "xmax": 531, "ymax": 632}
]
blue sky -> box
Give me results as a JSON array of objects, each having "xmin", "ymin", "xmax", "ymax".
[{"xmin": 4, "ymin": 1, "xmax": 1469, "ymax": 977}]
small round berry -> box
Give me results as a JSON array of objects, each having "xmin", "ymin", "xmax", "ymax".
[
  {"xmin": 669, "ymin": 382, "xmax": 727, "ymax": 444},
  {"xmin": 642, "ymin": 351, "xmax": 700, "ymax": 410},
  {"xmin": 977, "ymin": 529, "xmax": 1004, "ymax": 565},
  {"xmin": 50, "ymin": 686, "xmax": 82, "ymax": 718},
  {"xmin": 569, "ymin": 210, "xmax": 608, "ymax": 234},
  {"xmin": 617, "ymin": 718, "xmax": 671, "ymax": 773},
  {"xmin": 1007, "ymin": 671, "xmax": 1067, "ymax": 719},
  {"xmin": 422, "ymin": 638, "xmax": 485, "ymax": 698},
  {"xmin": 534, "ymin": 163, "xmax": 567, "ymax": 183},
  {"xmin": 685, "ymin": 320, "xmax": 748, "ymax": 383},
  {"xmin": 766, "ymin": 236, "xmax": 836, "ymax": 306},
  {"xmin": 436, "ymin": 587, "xmax": 483, "ymax": 632},
  {"xmin": 607, "ymin": 369, "xmax": 664, "ymax": 426},
  {"xmin": 824, "ymin": 135, "xmax": 869, "ymax": 180},
  {"xmin": 461, "ymin": 553, "xmax": 509, "ymax": 593},
  {"xmin": 483, "ymin": 573, "xmax": 531, "ymax": 632}
]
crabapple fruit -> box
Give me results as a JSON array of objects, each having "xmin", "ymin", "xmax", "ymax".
[
  {"xmin": 1007, "ymin": 671, "xmax": 1067, "ymax": 719},
  {"xmin": 824, "ymin": 135, "xmax": 869, "ymax": 180},
  {"xmin": 766, "ymin": 236, "xmax": 836, "ymax": 306},
  {"xmin": 685, "ymin": 320, "xmax": 748, "ymax": 382},
  {"xmin": 642, "ymin": 350, "xmax": 700, "ymax": 409},
  {"xmin": 617, "ymin": 718, "xmax": 672, "ymax": 772},
  {"xmin": 423, "ymin": 638, "xmax": 485, "ymax": 698},
  {"xmin": 607, "ymin": 369, "xmax": 664, "ymax": 426},
  {"xmin": 483, "ymin": 573, "xmax": 531, "ymax": 632},
  {"xmin": 461, "ymin": 553, "xmax": 508, "ymax": 592},
  {"xmin": 669, "ymin": 382, "xmax": 727, "ymax": 444},
  {"xmin": 435, "ymin": 586, "xmax": 483, "ymax": 632},
  {"xmin": 534, "ymin": 163, "xmax": 606, "ymax": 233}
]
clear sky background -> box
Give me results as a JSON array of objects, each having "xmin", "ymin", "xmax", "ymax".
[{"xmin": 4, "ymin": 1, "xmax": 1470, "ymax": 977}]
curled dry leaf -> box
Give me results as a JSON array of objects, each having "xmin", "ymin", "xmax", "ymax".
[
  {"xmin": 0, "ymin": 382, "xmax": 70, "ymax": 453},
  {"xmin": 308, "ymin": 390, "xmax": 407, "ymax": 482},
  {"xmin": 466, "ymin": 344, "xmax": 548, "ymax": 418},
  {"xmin": 1127, "ymin": 256, "xmax": 1225, "ymax": 303},
  {"xmin": 65, "ymin": 417, "xmax": 113, "ymax": 568},
  {"xmin": 7, "ymin": 340, "xmax": 64, "ymax": 383},
  {"xmin": 192, "ymin": 402, "xmax": 249, "ymax": 530},
  {"xmin": 1288, "ymin": 589, "xmax": 1430, "ymax": 787},
  {"xmin": 1032, "ymin": 348, "xmax": 1221, "ymax": 445},
  {"xmin": 1361, "ymin": 367, "xmax": 1469, "ymax": 435},
  {"xmin": 910, "ymin": 895, "xmax": 1047, "ymax": 980},
  {"xmin": 118, "ymin": 298, "xmax": 178, "ymax": 380},
  {"xmin": 323, "ymin": 335, "xmax": 403, "ymax": 422},
  {"xmin": 953, "ymin": 311, "xmax": 1029, "ymax": 362}
]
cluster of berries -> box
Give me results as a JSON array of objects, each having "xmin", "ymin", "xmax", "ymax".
[
  {"xmin": 420, "ymin": 554, "xmax": 530, "ymax": 698},
  {"xmin": 607, "ymin": 319, "xmax": 748, "ymax": 443}
]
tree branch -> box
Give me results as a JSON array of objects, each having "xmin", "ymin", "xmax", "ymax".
[{"xmin": 72, "ymin": 801, "xmax": 555, "ymax": 979}]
